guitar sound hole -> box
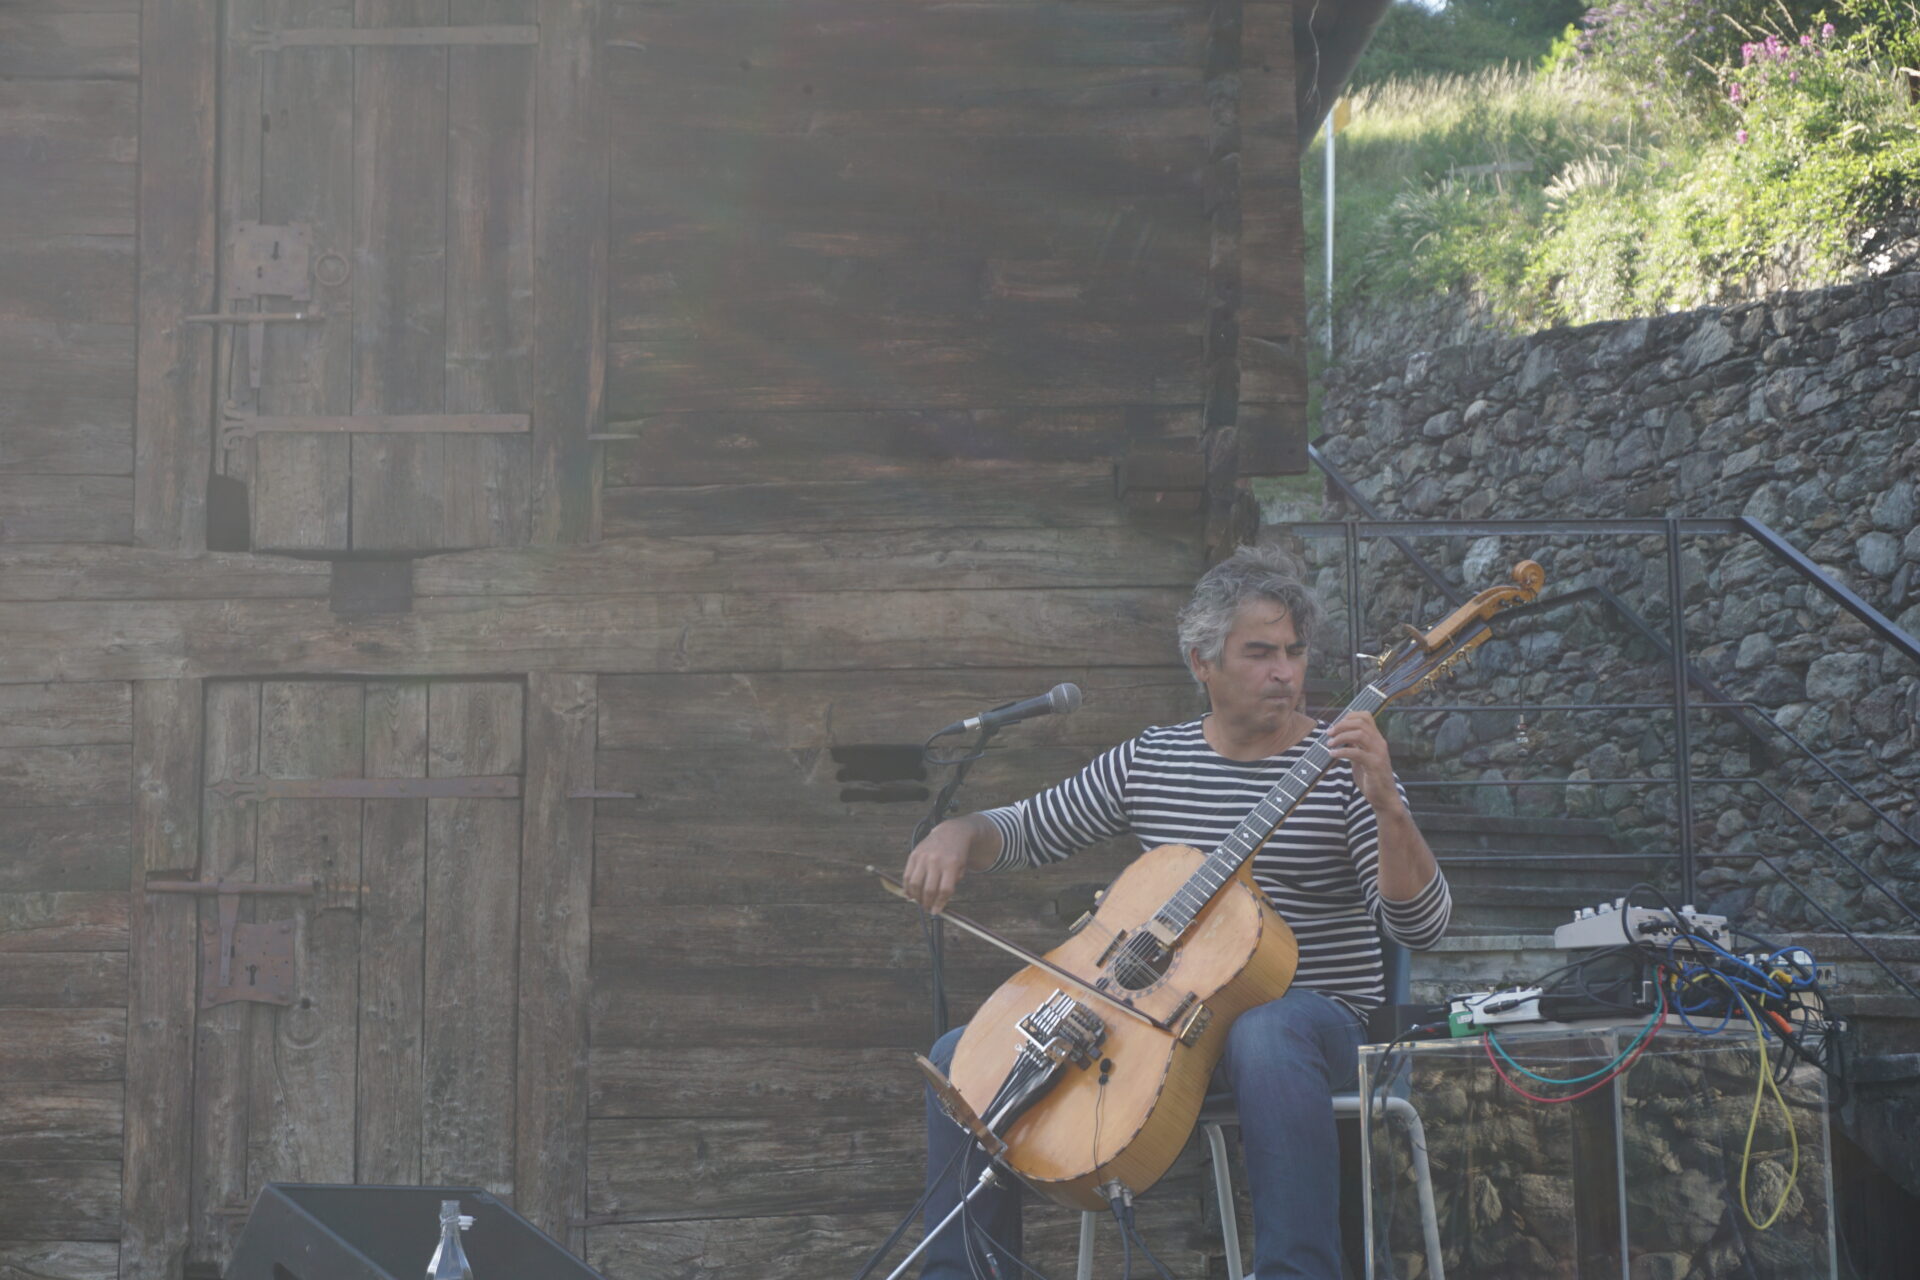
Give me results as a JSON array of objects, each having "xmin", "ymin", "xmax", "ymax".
[{"xmin": 1110, "ymin": 934, "xmax": 1172, "ymax": 991}]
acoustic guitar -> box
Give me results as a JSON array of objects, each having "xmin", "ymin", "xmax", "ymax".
[{"xmin": 904, "ymin": 561, "xmax": 1543, "ymax": 1212}]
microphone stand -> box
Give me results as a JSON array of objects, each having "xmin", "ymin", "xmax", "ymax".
[{"xmin": 912, "ymin": 722, "xmax": 998, "ymax": 1041}]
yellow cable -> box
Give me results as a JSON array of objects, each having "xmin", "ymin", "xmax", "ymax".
[{"xmin": 1729, "ymin": 988, "xmax": 1800, "ymax": 1231}]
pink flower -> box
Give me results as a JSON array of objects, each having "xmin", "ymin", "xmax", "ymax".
[
  {"xmin": 1736, "ymin": 129, "xmax": 1749, "ymax": 143},
  {"xmin": 1822, "ymin": 22, "xmax": 1836, "ymax": 39},
  {"xmin": 1729, "ymin": 82, "xmax": 1743, "ymax": 102},
  {"xmin": 1801, "ymin": 33, "xmax": 1813, "ymax": 46}
]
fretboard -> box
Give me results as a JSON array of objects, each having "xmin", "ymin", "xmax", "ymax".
[{"xmin": 1153, "ymin": 684, "xmax": 1390, "ymax": 936}]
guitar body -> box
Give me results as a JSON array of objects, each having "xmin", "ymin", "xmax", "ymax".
[{"xmin": 947, "ymin": 842, "xmax": 1298, "ymax": 1211}]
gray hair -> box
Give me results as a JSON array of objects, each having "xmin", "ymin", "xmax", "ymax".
[{"xmin": 1177, "ymin": 543, "xmax": 1324, "ymax": 677}]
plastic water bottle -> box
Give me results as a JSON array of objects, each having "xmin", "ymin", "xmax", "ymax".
[{"xmin": 427, "ymin": 1199, "xmax": 474, "ymax": 1280}]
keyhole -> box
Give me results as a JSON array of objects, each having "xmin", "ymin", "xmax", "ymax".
[
  {"xmin": 270, "ymin": 240, "xmax": 281, "ymax": 259},
  {"xmin": 246, "ymin": 964, "xmax": 258, "ymax": 986}
]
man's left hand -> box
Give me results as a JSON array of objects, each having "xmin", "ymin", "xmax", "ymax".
[{"xmin": 1326, "ymin": 710, "xmax": 1404, "ymax": 816}]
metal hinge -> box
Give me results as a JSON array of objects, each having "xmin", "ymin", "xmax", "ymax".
[
  {"xmin": 219, "ymin": 407, "xmax": 531, "ymax": 451},
  {"xmin": 209, "ymin": 774, "xmax": 521, "ymax": 802},
  {"xmin": 246, "ymin": 25, "xmax": 539, "ymax": 52}
]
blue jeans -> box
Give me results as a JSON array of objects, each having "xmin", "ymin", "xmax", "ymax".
[{"xmin": 921, "ymin": 988, "xmax": 1366, "ymax": 1280}]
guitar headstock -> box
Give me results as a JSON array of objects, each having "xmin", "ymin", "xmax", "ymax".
[{"xmin": 1370, "ymin": 560, "xmax": 1545, "ymax": 705}]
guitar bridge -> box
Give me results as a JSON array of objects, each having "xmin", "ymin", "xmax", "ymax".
[
  {"xmin": 1017, "ymin": 990, "xmax": 1108, "ymax": 1069},
  {"xmin": 1175, "ymin": 1000, "xmax": 1213, "ymax": 1046}
]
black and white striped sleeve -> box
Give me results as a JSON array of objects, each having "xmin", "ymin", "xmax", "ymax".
[
  {"xmin": 1346, "ymin": 772, "xmax": 1452, "ymax": 949},
  {"xmin": 978, "ymin": 738, "xmax": 1137, "ymax": 871}
]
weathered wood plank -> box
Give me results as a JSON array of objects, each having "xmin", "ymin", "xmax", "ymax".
[
  {"xmin": 0, "ymin": 894, "xmax": 128, "ymax": 954},
  {"xmin": 246, "ymin": 682, "xmax": 363, "ymax": 1188},
  {"xmin": 0, "ymin": 547, "xmax": 328, "ymax": 602},
  {"xmin": 243, "ymin": 0, "xmax": 355, "ymax": 554},
  {"xmin": 0, "ymin": 1162, "xmax": 121, "ymax": 1242},
  {"xmin": 601, "ymin": 1, "xmax": 1208, "ymax": 73},
  {"xmin": 0, "ymin": 1083, "xmax": 123, "ymax": 1161},
  {"xmin": 606, "ymin": 332, "xmax": 1203, "ymax": 415},
  {"xmin": 600, "ymin": 408, "xmax": 1198, "ymax": 486},
  {"xmin": 586, "ymin": 1115, "xmax": 924, "ymax": 1220},
  {"xmin": 419, "ymin": 527, "xmax": 1203, "ymax": 596},
  {"xmin": 0, "ymin": 809, "xmax": 130, "ymax": 894},
  {"xmin": 0, "ymin": 317, "xmax": 134, "ymax": 477},
  {"xmin": 602, "ymin": 468, "xmax": 1129, "ymax": 538},
  {"xmin": 0, "ymin": 1242, "xmax": 120, "ymax": 1280},
  {"xmin": 0, "ymin": 236, "xmax": 134, "ymax": 330},
  {"xmin": 132, "ymin": 0, "xmax": 217, "ymax": 551},
  {"xmin": 189, "ymin": 680, "xmax": 257, "ymax": 1274},
  {"xmin": 0, "ymin": 527, "xmax": 1198, "ymax": 601},
  {"xmin": 0, "ymin": 9, "xmax": 138, "ymax": 80},
  {"xmin": 592, "ymin": 902, "xmax": 1073, "ymax": 974},
  {"xmin": 0, "ymin": 81, "xmax": 136, "ymax": 167},
  {"xmin": 529, "ymin": 0, "xmax": 609, "ymax": 544},
  {"xmin": 588, "ymin": 1045, "xmax": 922, "ymax": 1120},
  {"xmin": 583, "ymin": 1191, "xmax": 1210, "ymax": 1280},
  {"xmin": 422, "ymin": 681, "xmax": 522, "ymax": 1194},
  {"xmin": 348, "ymin": 0, "xmax": 452, "ymax": 553},
  {"xmin": 596, "ymin": 667, "xmax": 1199, "ymax": 751},
  {"xmin": 0, "ymin": 1010, "xmax": 125, "ymax": 1081},
  {"xmin": 0, "ymin": 588, "xmax": 1189, "ymax": 682},
  {"xmin": 207, "ymin": 0, "xmax": 267, "ymax": 544},
  {"xmin": 0, "ymin": 747, "xmax": 131, "ymax": 809},
  {"xmin": 0, "ymin": 954, "xmax": 126, "ymax": 1009},
  {"xmin": 0, "ymin": 478, "xmax": 133, "ymax": 545},
  {"xmin": 588, "ymin": 966, "xmax": 1008, "ymax": 1051},
  {"xmin": 0, "ymin": 162, "xmax": 133, "ymax": 237},
  {"xmin": 120, "ymin": 680, "xmax": 199, "ymax": 1280},
  {"xmin": 0, "ymin": 685, "xmax": 130, "ymax": 748},
  {"xmin": 442, "ymin": 0, "xmax": 535, "ymax": 550},
  {"xmin": 355, "ymin": 680, "xmax": 427, "ymax": 1187},
  {"xmin": 516, "ymin": 673, "xmax": 594, "ymax": 1250}
]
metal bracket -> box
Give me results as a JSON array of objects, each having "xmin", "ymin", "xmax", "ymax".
[
  {"xmin": 247, "ymin": 25, "xmax": 539, "ymax": 52},
  {"xmin": 219, "ymin": 405, "xmax": 531, "ymax": 451},
  {"xmin": 185, "ymin": 311, "xmax": 321, "ymax": 392},
  {"xmin": 209, "ymin": 774, "xmax": 522, "ymax": 802}
]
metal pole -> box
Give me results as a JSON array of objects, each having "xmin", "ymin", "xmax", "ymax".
[
  {"xmin": 1344, "ymin": 519, "xmax": 1361, "ymax": 693},
  {"xmin": 883, "ymin": 1165, "xmax": 1006, "ymax": 1280},
  {"xmin": 1664, "ymin": 519, "xmax": 1697, "ymax": 905},
  {"xmin": 1324, "ymin": 106, "xmax": 1336, "ymax": 359}
]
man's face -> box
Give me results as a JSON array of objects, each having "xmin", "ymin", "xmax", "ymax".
[{"xmin": 1191, "ymin": 600, "xmax": 1308, "ymax": 726}]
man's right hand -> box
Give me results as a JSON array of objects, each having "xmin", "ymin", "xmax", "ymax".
[{"xmin": 901, "ymin": 815, "xmax": 1001, "ymax": 915}]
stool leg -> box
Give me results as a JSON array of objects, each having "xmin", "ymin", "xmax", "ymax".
[
  {"xmin": 1077, "ymin": 1209, "xmax": 1096, "ymax": 1280},
  {"xmin": 1204, "ymin": 1122, "xmax": 1247, "ymax": 1280},
  {"xmin": 1384, "ymin": 1098, "xmax": 1444, "ymax": 1280}
]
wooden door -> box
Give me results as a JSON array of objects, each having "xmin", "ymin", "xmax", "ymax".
[
  {"xmin": 213, "ymin": 1, "xmax": 537, "ymax": 554},
  {"xmin": 187, "ymin": 679, "xmax": 524, "ymax": 1271}
]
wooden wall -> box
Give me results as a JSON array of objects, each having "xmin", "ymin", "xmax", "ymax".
[{"xmin": 0, "ymin": 1, "xmax": 1312, "ymax": 1276}]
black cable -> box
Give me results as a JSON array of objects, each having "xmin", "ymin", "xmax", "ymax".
[
  {"xmin": 851, "ymin": 1138, "xmax": 971, "ymax": 1280},
  {"xmin": 1114, "ymin": 1199, "xmax": 1176, "ymax": 1280}
]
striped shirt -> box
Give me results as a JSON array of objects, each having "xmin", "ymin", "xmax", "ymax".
[{"xmin": 979, "ymin": 717, "xmax": 1451, "ymax": 1014}]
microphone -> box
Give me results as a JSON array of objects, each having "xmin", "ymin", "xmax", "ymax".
[{"xmin": 935, "ymin": 683, "xmax": 1082, "ymax": 737}]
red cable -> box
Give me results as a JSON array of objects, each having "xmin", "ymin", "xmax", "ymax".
[{"xmin": 1481, "ymin": 975, "xmax": 1671, "ymax": 1104}]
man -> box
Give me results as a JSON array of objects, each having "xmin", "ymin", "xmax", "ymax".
[{"xmin": 901, "ymin": 543, "xmax": 1451, "ymax": 1280}]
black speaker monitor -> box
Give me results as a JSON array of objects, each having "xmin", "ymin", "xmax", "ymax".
[{"xmin": 227, "ymin": 1183, "xmax": 607, "ymax": 1280}]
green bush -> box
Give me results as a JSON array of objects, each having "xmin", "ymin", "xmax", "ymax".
[{"xmin": 1310, "ymin": 5, "xmax": 1920, "ymax": 335}]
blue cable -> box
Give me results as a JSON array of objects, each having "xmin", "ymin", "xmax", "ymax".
[{"xmin": 1487, "ymin": 1001, "xmax": 1663, "ymax": 1085}]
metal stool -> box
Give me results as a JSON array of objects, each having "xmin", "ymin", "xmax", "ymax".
[
  {"xmin": 1072, "ymin": 1088, "xmax": 1443, "ymax": 1280},
  {"xmin": 1075, "ymin": 941, "xmax": 1444, "ymax": 1280}
]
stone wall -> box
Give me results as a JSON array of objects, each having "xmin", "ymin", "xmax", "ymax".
[{"xmin": 1282, "ymin": 270, "xmax": 1920, "ymax": 937}]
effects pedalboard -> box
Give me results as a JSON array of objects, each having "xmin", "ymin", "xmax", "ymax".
[{"xmin": 1367, "ymin": 899, "xmax": 1837, "ymax": 1043}]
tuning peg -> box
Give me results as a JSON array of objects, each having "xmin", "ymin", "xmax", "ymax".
[{"xmin": 1354, "ymin": 652, "xmax": 1384, "ymax": 670}]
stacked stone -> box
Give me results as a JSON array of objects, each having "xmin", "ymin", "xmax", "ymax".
[{"xmin": 1286, "ymin": 270, "xmax": 1920, "ymax": 935}]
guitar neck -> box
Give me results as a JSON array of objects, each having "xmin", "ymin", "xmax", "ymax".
[{"xmin": 1152, "ymin": 684, "xmax": 1390, "ymax": 937}]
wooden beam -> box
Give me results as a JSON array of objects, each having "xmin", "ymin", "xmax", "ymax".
[
  {"xmin": 516, "ymin": 673, "xmax": 595, "ymax": 1251},
  {"xmin": 0, "ymin": 588, "xmax": 1188, "ymax": 683},
  {"xmin": 133, "ymin": 0, "xmax": 218, "ymax": 550},
  {"xmin": 530, "ymin": 0, "xmax": 608, "ymax": 544},
  {"xmin": 120, "ymin": 680, "xmax": 201, "ymax": 1280}
]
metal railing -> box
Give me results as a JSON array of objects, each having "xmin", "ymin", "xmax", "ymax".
[{"xmin": 1284, "ymin": 444, "xmax": 1920, "ymax": 1012}]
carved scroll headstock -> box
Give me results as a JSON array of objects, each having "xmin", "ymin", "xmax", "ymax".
[{"xmin": 1372, "ymin": 560, "xmax": 1545, "ymax": 705}]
